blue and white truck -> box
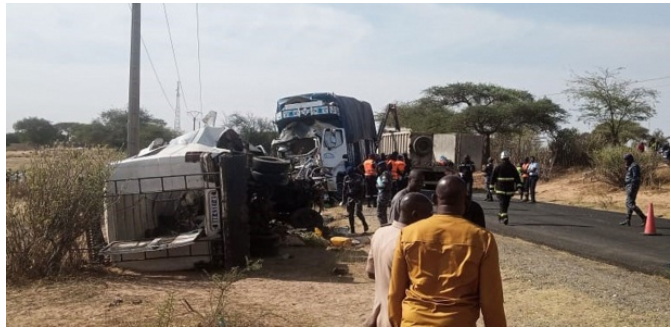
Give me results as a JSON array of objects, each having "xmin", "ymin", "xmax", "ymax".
[{"xmin": 271, "ymin": 93, "xmax": 378, "ymax": 196}]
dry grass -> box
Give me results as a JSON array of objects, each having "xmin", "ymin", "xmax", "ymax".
[{"xmin": 536, "ymin": 166, "xmax": 670, "ymax": 218}]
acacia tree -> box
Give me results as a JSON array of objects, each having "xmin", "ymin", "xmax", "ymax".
[
  {"xmin": 565, "ymin": 67, "xmax": 658, "ymax": 146},
  {"xmin": 423, "ymin": 83, "xmax": 567, "ymax": 160},
  {"xmin": 380, "ymin": 98, "xmax": 458, "ymax": 133},
  {"xmin": 12, "ymin": 117, "xmax": 60, "ymax": 146}
]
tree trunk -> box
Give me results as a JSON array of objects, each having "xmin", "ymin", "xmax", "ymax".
[{"xmin": 484, "ymin": 133, "xmax": 491, "ymax": 162}]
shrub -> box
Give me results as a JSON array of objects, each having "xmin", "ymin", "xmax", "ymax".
[
  {"xmin": 6, "ymin": 147, "xmax": 123, "ymax": 283},
  {"xmin": 592, "ymin": 146, "xmax": 663, "ymax": 187}
]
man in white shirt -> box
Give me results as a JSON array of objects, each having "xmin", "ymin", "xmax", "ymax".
[
  {"xmin": 527, "ymin": 156, "xmax": 540, "ymax": 203},
  {"xmin": 363, "ymin": 193, "xmax": 433, "ymax": 327}
]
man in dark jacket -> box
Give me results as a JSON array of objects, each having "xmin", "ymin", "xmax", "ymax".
[
  {"xmin": 619, "ymin": 153, "xmax": 647, "ymax": 227},
  {"xmin": 458, "ymin": 155, "xmax": 476, "ymax": 200},
  {"xmin": 490, "ymin": 151, "xmax": 522, "ymax": 225},
  {"xmin": 342, "ymin": 167, "xmax": 369, "ymax": 234}
]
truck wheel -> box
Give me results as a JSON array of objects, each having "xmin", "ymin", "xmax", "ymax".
[
  {"xmin": 251, "ymin": 170, "xmax": 289, "ymax": 186},
  {"xmin": 252, "ymin": 156, "xmax": 290, "ymax": 174},
  {"xmin": 413, "ymin": 136, "xmax": 433, "ymax": 156}
]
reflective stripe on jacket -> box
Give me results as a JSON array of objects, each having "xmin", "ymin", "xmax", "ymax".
[{"xmin": 491, "ymin": 161, "xmax": 521, "ymax": 195}]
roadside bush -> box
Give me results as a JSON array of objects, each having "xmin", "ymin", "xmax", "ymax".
[
  {"xmin": 592, "ymin": 146, "xmax": 664, "ymax": 187},
  {"xmin": 550, "ymin": 128, "xmax": 604, "ymax": 168},
  {"xmin": 6, "ymin": 147, "xmax": 123, "ymax": 283}
]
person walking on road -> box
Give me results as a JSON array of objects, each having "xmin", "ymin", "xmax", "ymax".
[
  {"xmin": 483, "ymin": 157, "xmax": 495, "ymax": 202},
  {"xmin": 363, "ymin": 193, "xmax": 433, "ymax": 327},
  {"xmin": 619, "ymin": 153, "xmax": 647, "ymax": 227},
  {"xmin": 520, "ymin": 157, "xmax": 530, "ymax": 202},
  {"xmin": 389, "ymin": 169, "xmax": 425, "ymax": 222},
  {"xmin": 458, "ymin": 154, "xmax": 476, "ymax": 200},
  {"xmin": 341, "ymin": 167, "xmax": 369, "ymax": 234},
  {"xmin": 388, "ymin": 176, "xmax": 506, "ymax": 327},
  {"xmin": 490, "ymin": 151, "xmax": 522, "ymax": 225},
  {"xmin": 376, "ymin": 161, "xmax": 393, "ymax": 226},
  {"xmin": 527, "ymin": 156, "xmax": 540, "ymax": 203}
]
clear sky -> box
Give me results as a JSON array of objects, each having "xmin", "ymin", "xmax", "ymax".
[{"xmin": 6, "ymin": 3, "xmax": 670, "ymax": 137}]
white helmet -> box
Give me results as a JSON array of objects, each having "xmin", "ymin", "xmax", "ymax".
[{"xmin": 500, "ymin": 151, "xmax": 510, "ymax": 160}]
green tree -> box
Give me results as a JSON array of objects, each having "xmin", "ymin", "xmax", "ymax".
[
  {"xmin": 12, "ymin": 117, "xmax": 60, "ymax": 146},
  {"xmin": 591, "ymin": 120, "xmax": 648, "ymax": 146},
  {"xmin": 565, "ymin": 67, "xmax": 658, "ymax": 146},
  {"xmin": 6, "ymin": 132, "xmax": 20, "ymax": 146},
  {"xmin": 380, "ymin": 98, "xmax": 458, "ymax": 133},
  {"xmin": 422, "ymin": 83, "xmax": 567, "ymax": 160},
  {"xmin": 223, "ymin": 113, "xmax": 278, "ymax": 152},
  {"xmin": 53, "ymin": 122, "xmax": 86, "ymax": 143}
]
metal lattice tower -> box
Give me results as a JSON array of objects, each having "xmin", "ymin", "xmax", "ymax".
[{"xmin": 173, "ymin": 81, "xmax": 181, "ymax": 131}]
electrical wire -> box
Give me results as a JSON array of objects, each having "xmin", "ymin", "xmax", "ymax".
[
  {"xmin": 163, "ymin": 3, "xmax": 190, "ymax": 113},
  {"xmin": 196, "ymin": 4, "xmax": 203, "ymax": 114}
]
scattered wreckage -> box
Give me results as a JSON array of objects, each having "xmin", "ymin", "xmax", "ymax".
[{"xmin": 99, "ymin": 127, "xmax": 327, "ymax": 271}]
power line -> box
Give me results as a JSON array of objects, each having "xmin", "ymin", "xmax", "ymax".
[
  {"xmin": 163, "ymin": 3, "xmax": 190, "ymax": 113},
  {"xmin": 631, "ymin": 76, "xmax": 670, "ymax": 84},
  {"xmin": 196, "ymin": 4, "xmax": 203, "ymax": 114},
  {"xmin": 126, "ymin": 4, "xmax": 174, "ymax": 113}
]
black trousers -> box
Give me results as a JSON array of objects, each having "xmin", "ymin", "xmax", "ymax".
[
  {"xmin": 347, "ymin": 198, "xmax": 368, "ymax": 232},
  {"xmin": 625, "ymin": 185, "xmax": 645, "ymax": 220},
  {"xmin": 464, "ymin": 178, "xmax": 473, "ymax": 200},
  {"xmin": 364, "ymin": 175, "xmax": 377, "ymax": 207},
  {"xmin": 497, "ymin": 194, "xmax": 512, "ymax": 216},
  {"xmin": 528, "ymin": 176, "xmax": 539, "ymax": 202}
]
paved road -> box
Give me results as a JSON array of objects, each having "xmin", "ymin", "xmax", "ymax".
[{"xmin": 467, "ymin": 192, "xmax": 670, "ymax": 278}]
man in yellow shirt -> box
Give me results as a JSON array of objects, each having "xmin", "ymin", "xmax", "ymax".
[{"xmin": 388, "ymin": 176, "xmax": 506, "ymax": 327}]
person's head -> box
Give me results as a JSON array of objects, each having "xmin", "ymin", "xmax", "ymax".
[
  {"xmin": 367, "ymin": 153, "xmax": 375, "ymax": 160},
  {"xmin": 519, "ymin": 162, "xmax": 524, "ymax": 167},
  {"xmin": 398, "ymin": 155, "xmax": 405, "ymax": 162},
  {"xmin": 346, "ymin": 166, "xmax": 355, "ymax": 176},
  {"xmin": 398, "ymin": 192, "xmax": 433, "ymax": 226},
  {"xmin": 407, "ymin": 169, "xmax": 425, "ymax": 192},
  {"xmin": 487, "ymin": 157, "xmax": 493, "ymax": 164},
  {"xmin": 530, "ymin": 156, "xmax": 536, "ymax": 163},
  {"xmin": 439, "ymin": 155, "xmax": 448, "ymax": 164},
  {"xmin": 624, "ymin": 153, "xmax": 634, "ymax": 166},
  {"xmin": 500, "ymin": 151, "xmax": 510, "ymax": 163},
  {"xmin": 376, "ymin": 161, "xmax": 386, "ymax": 173},
  {"xmin": 464, "ymin": 155, "xmax": 471, "ymax": 163},
  {"xmin": 524, "ymin": 157, "xmax": 530, "ymax": 163},
  {"xmin": 434, "ymin": 175, "xmax": 467, "ymax": 216}
]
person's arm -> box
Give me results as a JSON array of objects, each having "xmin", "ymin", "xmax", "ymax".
[
  {"xmin": 388, "ymin": 235, "xmax": 409, "ymax": 327},
  {"xmin": 389, "ymin": 194, "xmax": 400, "ymax": 221},
  {"xmin": 365, "ymin": 235, "xmax": 376, "ymax": 279},
  {"xmin": 479, "ymin": 235, "xmax": 506, "ymax": 326},
  {"xmin": 341, "ymin": 177, "xmax": 348, "ymax": 204}
]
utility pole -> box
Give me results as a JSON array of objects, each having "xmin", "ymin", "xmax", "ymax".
[
  {"xmin": 127, "ymin": 3, "xmax": 141, "ymax": 157},
  {"xmin": 173, "ymin": 81, "xmax": 181, "ymax": 132},
  {"xmin": 187, "ymin": 111, "xmax": 202, "ymax": 131}
]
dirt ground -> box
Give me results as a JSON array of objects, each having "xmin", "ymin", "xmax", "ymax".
[
  {"xmin": 6, "ymin": 228, "xmax": 669, "ymax": 327},
  {"xmin": 5, "ymin": 153, "xmax": 670, "ymax": 326}
]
